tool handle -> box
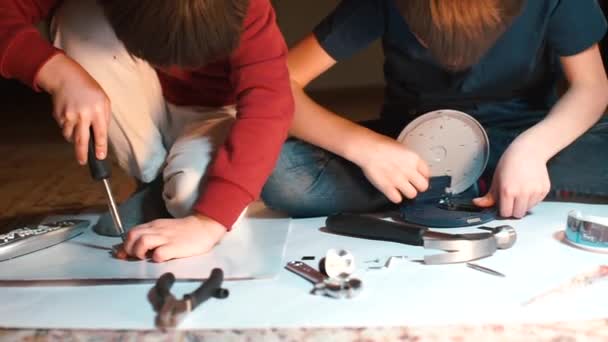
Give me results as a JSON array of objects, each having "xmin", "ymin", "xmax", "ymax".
[
  {"xmin": 325, "ymin": 213, "xmax": 427, "ymax": 246},
  {"xmin": 87, "ymin": 128, "xmax": 111, "ymax": 181},
  {"xmin": 285, "ymin": 261, "xmax": 325, "ymax": 284},
  {"xmin": 154, "ymin": 272, "xmax": 176, "ymax": 299},
  {"xmin": 185, "ymin": 268, "xmax": 228, "ymax": 309}
]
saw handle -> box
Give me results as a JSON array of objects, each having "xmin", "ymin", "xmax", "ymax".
[{"xmin": 325, "ymin": 213, "xmax": 427, "ymax": 246}]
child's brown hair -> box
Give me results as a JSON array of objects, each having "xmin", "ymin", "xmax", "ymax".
[
  {"xmin": 397, "ymin": 0, "xmax": 525, "ymax": 71},
  {"xmin": 101, "ymin": 0, "xmax": 250, "ymax": 68}
]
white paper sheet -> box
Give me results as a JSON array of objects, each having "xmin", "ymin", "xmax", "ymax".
[
  {"xmin": 0, "ymin": 201, "xmax": 606, "ymax": 330},
  {"xmin": 0, "ymin": 202, "xmax": 291, "ymax": 281}
]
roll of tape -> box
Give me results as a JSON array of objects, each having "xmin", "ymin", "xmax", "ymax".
[{"xmin": 565, "ymin": 210, "xmax": 608, "ymax": 249}]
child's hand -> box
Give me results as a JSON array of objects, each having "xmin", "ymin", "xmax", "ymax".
[
  {"xmin": 355, "ymin": 135, "xmax": 430, "ymax": 203},
  {"xmin": 114, "ymin": 215, "xmax": 227, "ymax": 262},
  {"xmin": 37, "ymin": 54, "xmax": 111, "ymax": 165},
  {"xmin": 473, "ymin": 142, "xmax": 551, "ymax": 218}
]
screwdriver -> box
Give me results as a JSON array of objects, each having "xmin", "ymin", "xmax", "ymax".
[{"xmin": 87, "ymin": 128, "xmax": 126, "ymax": 241}]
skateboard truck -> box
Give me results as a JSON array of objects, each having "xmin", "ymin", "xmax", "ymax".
[{"xmin": 325, "ymin": 213, "xmax": 516, "ymax": 264}]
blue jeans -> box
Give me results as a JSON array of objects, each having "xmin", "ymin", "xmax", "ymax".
[{"xmin": 261, "ymin": 118, "xmax": 608, "ymax": 217}]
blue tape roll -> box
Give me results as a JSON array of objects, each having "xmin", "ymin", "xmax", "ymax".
[{"xmin": 565, "ymin": 210, "xmax": 608, "ymax": 249}]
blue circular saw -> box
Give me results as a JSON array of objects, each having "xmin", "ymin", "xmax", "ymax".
[{"xmin": 397, "ymin": 110, "xmax": 497, "ymax": 228}]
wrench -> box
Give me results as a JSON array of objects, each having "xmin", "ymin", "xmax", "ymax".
[{"xmin": 325, "ymin": 214, "xmax": 516, "ymax": 264}]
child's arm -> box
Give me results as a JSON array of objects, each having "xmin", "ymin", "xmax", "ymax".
[
  {"xmin": 515, "ymin": 45, "xmax": 608, "ymax": 167},
  {"xmin": 474, "ymin": 0, "xmax": 608, "ymax": 218},
  {"xmin": 191, "ymin": 0, "xmax": 294, "ymax": 228},
  {"xmin": 288, "ymin": 34, "xmax": 430, "ymax": 203},
  {"xmin": 0, "ymin": 0, "xmax": 61, "ymax": 88},
  {"xmin": 0, "ymin": 0, "xmax": 110, "ymax": 163},
  {"xmin": 118, "ymin": 0, "xmax": 294, "ymax": 262},
  {"xmin": 474, "ymin": 44, "xmax": 608, "ymax": 217}
]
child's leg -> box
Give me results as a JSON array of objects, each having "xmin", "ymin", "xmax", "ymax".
[
  {"xmin": 161, "ymin": 105, "xmax": 237, "ymax": 218},
  {"xmin": 261, "ymin": 138, "xmax": 391, "ymax": 217},
  {"xmin": 51, "ymin": 0, "xmax": 168, "ymax": 182}
]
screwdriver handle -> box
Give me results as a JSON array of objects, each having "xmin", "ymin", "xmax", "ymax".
[{"xmin": 87, "ymin": 127, "xmax": 111, "ymax": 180}]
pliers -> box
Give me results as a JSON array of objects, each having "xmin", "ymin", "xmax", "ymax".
[{"xmin": 149, "ymin": 268, "xmax": 229, "ymax": 329}]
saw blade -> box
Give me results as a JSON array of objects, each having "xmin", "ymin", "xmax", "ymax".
[{"xmin": 397, "ymin": 109, "xmax": 490, "ymax": 195}]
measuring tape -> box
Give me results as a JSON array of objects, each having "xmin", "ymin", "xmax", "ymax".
[{"xmin": 565, "ymin": 210, "xmax": 608, "ymax": 249}]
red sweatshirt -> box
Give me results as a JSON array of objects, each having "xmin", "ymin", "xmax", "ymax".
[{"xmin": 0, "ymin": 0, "xmax": 294, "ymax": 229}]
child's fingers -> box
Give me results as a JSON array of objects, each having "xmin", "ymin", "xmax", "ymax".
[
  {"xmin": 383, "ymin": 185, "xmax": 403, "ymax": 204},
  {"xmin": 62, "ymin": 119, "xmax": 76, "ymax": 143},
  {"xmin": 91, "ymin": 115, "xmax": 108, "ymax": 160},
  {"xmin": 114, "ymin": 247, "xmax": 128, "ymax": 260},
  {"xmin": 370, "ymin": 175, "xmax": 402, "ymax": 203},
  {"xmin": 74, "ymin": 120, "xmax": 90, "ymax": 165},
  {"xmin": 499, "ymin": 192, "xmax": 514, "ymax": 218},
  {"xmin": 397, "ymin": 180, "xmax": 417, "ymax": 200},
  {"xmin": 529, "ymin": 190, "xmax": 547, "ymax": 211},
  {"xmin": 410, "ymin": 171, "xmax": 429, "ymax": 193},
  {"xmin": 123, "ymin": 225, "xmax": 151, "ymax": 255},
  {"xmin": 473, "ymin": 192, "xmax": 495, "ymax": 207},
  {"xmin": 53, "ymin": 101, "xmax": 68, "ymax": 131},
  {"xmin": 512, "ymin": 195, "xmax": 528, "ymax": 219},
  {"xmin": 131, "ymin": 234, "xmax": 168, "ymax": 260},
  {"xmin": 151, "ymin": 241, "xmax": 214, "ymax": 263},
  {"xmin": 151, "ymin": 245, "xmax": 176, "ymax": 263},
  {"xmin": 417, "ymin": 159, "xmax": 430, "ymax": 178}
]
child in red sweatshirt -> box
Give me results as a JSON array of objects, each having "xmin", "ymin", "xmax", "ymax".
[{"xmin": 0, "ymin": 0, "xmax": 294, "ymax": 261}]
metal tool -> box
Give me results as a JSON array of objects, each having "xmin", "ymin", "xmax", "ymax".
[
  {"xmin": 397, "ymin": 110, "xmax": 490, "ymax": 195},
  {"xmin": 150, "ymin": 268, "xmax": 229, "ymax": 329},
  {"xmin": 286, "ymin": 261, "xmax": 362, "ymax": 299},
  {"xmin": 0, "ymin": 220, "xmax": 89, "ymax": 262},
  {"xmin": 366, "ymin": 256, "xmax": 408, "ymax": 271},
  {"xmin": 87, "ymin": 130, "xmax": 125, "ymax": 241},
  {"xmin": 467, "ymin": 263, "xmax": 505, "ymax": 277},
  {"xmin": 325, "ymin": 213, "xmax": 516, "ymax": 264},
  {"xmin": 396, "ymin": 111, "xmax": 497, "ymax": 228},
  {"xmin": 401, "ymin": 176, "xmax": 497, "ymax": 228}
]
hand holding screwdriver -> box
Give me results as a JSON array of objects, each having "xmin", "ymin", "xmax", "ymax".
[{"xmin": 87, "ymin": 129, "xmax": 126, "ymax": 241}]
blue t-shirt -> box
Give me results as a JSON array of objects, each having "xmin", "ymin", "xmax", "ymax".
[{"xmin": 314, "ymin": 0, "xmax": 607, "ymax": 130}]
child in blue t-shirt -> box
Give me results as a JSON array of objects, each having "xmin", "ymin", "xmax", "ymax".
[{"xmin": 262, "ymin": 0, "xmax": 608, "ymax": 219}]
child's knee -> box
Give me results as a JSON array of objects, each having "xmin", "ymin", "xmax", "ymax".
[
  {"xmin": 261, "ymin": 142, "xmax": 331, "ymax": 216},
  {"xmin": 109, "ymin": 133, "xmax": 166, "ymax": 183},
  {"xmin": 162, "ymin": 142, "xmax": 213, "ymax": 217},
  {"xmin": 261, "ymin": 177, "xmax": 330, "ymax": 218},
  {"xmin": 162, "ymin": 167, "xmax": 204, "ymax": 218}
]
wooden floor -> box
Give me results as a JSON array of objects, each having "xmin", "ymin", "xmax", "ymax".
[
  {"xmin": 0, "ymin": 81, "xmax": 382, "ymax": 232},
  {"xmin": 0, "ymin": 82, "xmax": 136, "ymax": 231}
]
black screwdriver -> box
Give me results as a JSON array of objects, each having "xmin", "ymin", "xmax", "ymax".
[{"xmin": 87, "ymin": 128, "xmax": 126, "ymax": 241}]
